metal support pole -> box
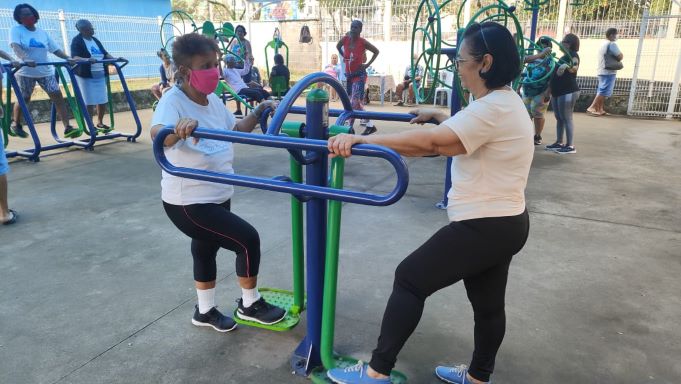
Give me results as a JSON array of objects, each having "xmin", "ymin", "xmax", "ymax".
[
  {"xmin": 665, "ymin": 45, "xmax": 681, "ymax": 119},
  {"xmin": 383, "ymin": 0, "xmax": 392, "ymax": 42},
  {"xmin": 556, "ymin": 0, "xmax": 569, "ymax": 39},
  {"xmin": 58, "ymin": 9, "xmax": 70, "ymax": 56},
  {"xmin": 291, "ymin": 89, "xmax": 329, "ymax": 376},
  {"xmin": 627, "ymin": 8, "xmax": 649, "ymax": 115},
  {"xmin": 437, "ymin": 48, "xmax": 460, "ymax": 210},
  {"xmin": 529, "ymin": 7, "xmax": 539, "ymax": 42}
]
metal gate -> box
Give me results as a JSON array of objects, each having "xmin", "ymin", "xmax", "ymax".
[{"xmin": 628, "ymin": 9, "xmax": 681, "ymax": 118}]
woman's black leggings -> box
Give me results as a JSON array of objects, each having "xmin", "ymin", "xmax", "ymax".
[
  {"xmin": 369, "ymin": 210, "xmax": 530, "ymax": 382},
  {"xmin": 163, "ymin": 200, "xmax": 261, "ymax": 281}
]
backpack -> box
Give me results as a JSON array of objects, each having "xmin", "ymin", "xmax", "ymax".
[{"xmin": 299, "ymin": 25, "xmax": 312, "ymax": 44}]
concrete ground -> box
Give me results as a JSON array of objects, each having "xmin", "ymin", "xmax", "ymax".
[{"xmin": 1, "ymin": 100, "xmax": 680, "ymax": 384}]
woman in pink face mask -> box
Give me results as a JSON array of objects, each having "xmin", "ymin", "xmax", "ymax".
[{"xmin": 150, "ymin": 33, "xmax": 285, "ymax": 332}]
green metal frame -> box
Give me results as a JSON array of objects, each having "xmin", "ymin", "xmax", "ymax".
[
  {"xmin": 411, "ymin": 0, "xmax": 524, "ymax": 106},
  {"xmin": 264, "ymin": 37, "xmax": 289, "ymax": 83},
  {"xmin": 214, "ymin": 80, "xmax": 254, "ymax": 111},
  {"xmin": 55, "ymin": 66, "xmax": 87, "ymax": 136}
]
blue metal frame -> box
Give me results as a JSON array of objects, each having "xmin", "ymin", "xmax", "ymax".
[
  {"xmin": 153, "ymin": 72, "xmax": 410, "ymax": 377},
  {"xmin": 58, "ymin": 58, "xmax": 143, "ymax": 145},
  {"xmin": 2, "ymin": 59, "xmax": 141, "ymax": 162}
]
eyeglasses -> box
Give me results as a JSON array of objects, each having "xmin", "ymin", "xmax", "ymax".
[{"xmin": 454, "ymin": 57, "xmax": 471, "ymax": 71}]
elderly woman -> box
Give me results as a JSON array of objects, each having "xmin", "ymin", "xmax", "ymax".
[
  {"xmin": 71, "ymin": 19, "xmax": 124, "ymax": 132},
  {"xmin": 229, "ymin": 25, "xmax": 254, "ymax": 83},
  {"xmin": 151, "ymin": 49, "xmax": 176, "ymax": 100},
  {"xmin": 9, "ymin": 3, "xmax": 77, "ymax": 138},
  {"xmin": 326, "ymin": 22, "xmax": 532, "ymax": 384}
]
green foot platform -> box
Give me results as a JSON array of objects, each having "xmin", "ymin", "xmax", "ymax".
[{"xmin": 232, "ymin": 287, "xmax": 303, "ymax": 331}]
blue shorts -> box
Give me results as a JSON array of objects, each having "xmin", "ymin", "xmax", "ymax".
[
  {"xmin": 0, "ymin": 135, "xmax": 9, "ymax": 176},
  {"xmin": 597, "ymin": 74, "xmax": 616, "ymax": 97}
]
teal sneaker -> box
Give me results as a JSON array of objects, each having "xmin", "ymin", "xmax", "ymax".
[
  {"xmin": 327, "ymin": 361, "xmax": 391, "ymax": 384},
  {"xmin": 435, "ymin": 364, "xmax": 487, "ymax": 384}
]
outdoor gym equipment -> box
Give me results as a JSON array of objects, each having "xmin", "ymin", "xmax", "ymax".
[
  {"xmin": 264, "ymin": 28, "xmax": 289, "ymax": 76},
  {"xmin": 1, "ymin": 59, "xmax": 140, "ymax": 161},
  {"xmin": 411, "ymin": 0, "xmax": 524, "ymax": 107},
  {"xmin": 159, "ymin": 11, "xmax": 245, "ymax": 64},
  {"xmin": 154, "ymin": 72, "xmax": 415, "ymax": 382}
]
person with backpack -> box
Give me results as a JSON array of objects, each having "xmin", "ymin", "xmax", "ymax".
[
  {"xmin": 336, "ymin": 20, "xmax": 380, "ymax": 135},
  {"xmin": 586, "ymin": 28, "xmax": 623, "ymax": 116}
]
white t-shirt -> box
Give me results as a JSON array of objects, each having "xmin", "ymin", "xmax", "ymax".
[
  {"xmin": 83, "ymin": 37, "xmax": 105, "ymax": 73},
  {"xmin": 441, "ymin": 89, "xmax": 534, "ymax": 222},
  {"xmin": 597, "ymin": 40, "xmax": 622, "ymax": 76},
  {"xmin": 9, "ymin": 25, "xmax": 60, "ymax": 78},
  {"xmin": 151, "ymin": 86, "xmax": 237, "ymax": 205},
  {"xmin": 222, "ymin": 63, "xmax": 250, "ymax": 93}
]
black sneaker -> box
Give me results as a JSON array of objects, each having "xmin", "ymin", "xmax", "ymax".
[
  {"xmin": 236, "ymin": 297, "xmax": 286, "ymax": 325},
  {"xmin": 10, "ymin": 122, "xmax": 28, "ymax": 138},
  {"xmin": 534, "ymin": 134, "xmax": 542, "ymax": 145},
  {"xmin": 191, "ymin": 305, "xmax": 237, "ymax": 332},
  {"xmin": 361, "ymin": 125, "xmax": 378, "ymax": 136},
  {"xmin": 545, "ymin": 142, "xmax": 563, "ymax": 151},
  {"xmin": 64, "ymin": 125, "xmax": 81, "ymax": 138}
]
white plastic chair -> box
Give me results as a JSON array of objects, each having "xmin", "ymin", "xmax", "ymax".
[{"xmin": 433, "ymin": 70, "xmax": 454, "ymax": 106}]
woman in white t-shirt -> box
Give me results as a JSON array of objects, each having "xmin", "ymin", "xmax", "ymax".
[
  {"xmin": 326, "ymin": 22, "xmax": 532, "ymax": 384},
  {"xmin": 150, "ymin": 33, "xmax": 285, "ymax": 332},
  {"xmin": 70, "ymin": 19, "xmax": 124, "ymax": 132},
  {"xmin": 9, "ymin": 4, "xmax": 77, "ymax": 139}
]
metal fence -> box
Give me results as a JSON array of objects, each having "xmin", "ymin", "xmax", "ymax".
[
  {"xmin": 0, "ymin": 8, "xmax": 162, "ymax": 79},
  {"xmin": 628, "ymin": 13, "xmax": 681, "ymax": 117}
]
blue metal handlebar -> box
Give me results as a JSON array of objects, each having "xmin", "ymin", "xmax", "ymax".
[
  {"xmin": 153, "ymin": 126, "xmax": 410, "ymax": 206},
  {"xmin": 267, "ymin": 72, "xmax": 352, "ymax": 136},
  {"xmin": 71, "ymin": 58, "xmax": 130, "ymax": 69}
]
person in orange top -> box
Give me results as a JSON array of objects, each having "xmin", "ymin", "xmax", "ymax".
[{"xmin": 336, "ymin": 20, "xmax": 379, "ymax": 135}]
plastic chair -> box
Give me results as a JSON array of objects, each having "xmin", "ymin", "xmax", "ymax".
[
  {"xmin": 269, "ymin": 75, "xmax": 289, "ymax": 99},
  {"xmin": 433, "ymin": 70, "xmax": 454, "ymax": 107}
]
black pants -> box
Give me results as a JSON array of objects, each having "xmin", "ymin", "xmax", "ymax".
[
  {"xmin": 238, "ymin": 87, "xmax": 270, "ymax": 102},
  {"xmin": 163, "ymin": 200, "xmax": 261, "ymax": 281},
  {"xmin": 370, "ymin": 210, "xmax": 530, "ymax": 382}
]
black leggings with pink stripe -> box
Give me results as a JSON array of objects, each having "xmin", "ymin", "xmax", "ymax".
[{"xmin": 163, "ymin": 200, "xmax": 260, "ymax": 281}]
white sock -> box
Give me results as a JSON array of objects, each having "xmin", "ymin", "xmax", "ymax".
[
  {"xmin": 241, "ymin": 287, "xmax": 261, "ymax": 308},
  {"xmin": 196, "ymin": 288, "xmax": 216, "ymax": 314}
]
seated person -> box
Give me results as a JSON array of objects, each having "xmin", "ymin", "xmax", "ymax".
[
  {"xmin": 269, "ymin": 54, "xmax": 290, "ymax": 97},
  {"xmin": 151, "ymin": 49, "xmax": 176, "ymax": 100},
  {"xmin": 394, "ymin": 55, "xmax": 423, "ymax": 106},
  {"xmin": 222, "ymin": 55, "xmax": 270, "ymax": 115},
  {"xmin": 249, "ymin": 65, "xmax": 262, "ymax": 87}
]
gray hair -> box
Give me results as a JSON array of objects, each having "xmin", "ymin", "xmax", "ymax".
[{"xmin": 75, "ymin": 19, "xmax": 91, "ymax": 32}]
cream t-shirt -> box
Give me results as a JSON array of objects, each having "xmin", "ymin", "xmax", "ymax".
[{"xmin": 441, "ymin": 88, "xmax": 534, "ymax": 222}]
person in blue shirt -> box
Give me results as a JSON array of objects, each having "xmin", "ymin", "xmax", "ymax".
[
  {"xmin": 520, "ymin": 37, "xmax": 553, "ymax": 145},
  {"xmin": 394, "ymin": 55, "xmax": 423, "ymax": 107}
]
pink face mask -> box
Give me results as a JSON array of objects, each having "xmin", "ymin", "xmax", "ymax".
[{"xmin": 188, "ymin": 67, "xmax": 220, "ymax": 95}]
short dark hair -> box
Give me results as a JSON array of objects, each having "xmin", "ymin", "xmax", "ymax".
[
  {"xmin": 562, "ymin": 33, "xmax": 580, "ymax": 52},
  {"xmin": 606, "ymin": 28, "xmax": 618, "ymax": 38},
  {"xmin": 13, "ymin": 3, "xmax": 39, "ymax": 24},
  {"xmin": 274, "ymin": 54, "xmax": 284, "ymax": 65},
  {"xmin": 235, "ymin": 25, "xmax": 246, "ymax": 35},
  {"xmin": 537, "ymin": 36, "xmax": 551, "ymax": 48},
  {"xmin": 171, "ymin": 33, "xmax": 220, "ymax": 68},
  {"xmin": 463, "ymin": 22, "xmax": 520, "ymax": 89}
]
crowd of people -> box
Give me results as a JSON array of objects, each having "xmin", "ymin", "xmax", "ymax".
[{"xmin": 1, "ymin": 3, "xmax": 628, "ymax": 383}]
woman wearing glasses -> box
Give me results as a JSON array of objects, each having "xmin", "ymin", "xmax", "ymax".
[{"xmin": 325, "ymin": 21, "xmax": 532, "ymax": 384}]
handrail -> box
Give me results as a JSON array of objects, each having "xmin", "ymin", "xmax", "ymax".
[
  {"xmin": 153, "ymin": 126, "xmax": 409, "ymax": 206},
  {"xmin": 266, "ymin": 72, "xmax": 352, "ymax": 136}
]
